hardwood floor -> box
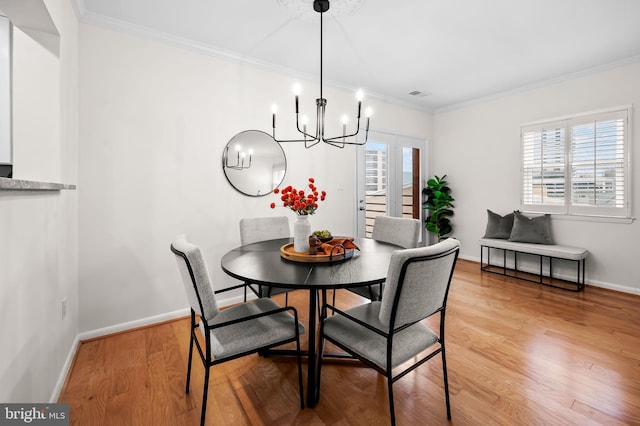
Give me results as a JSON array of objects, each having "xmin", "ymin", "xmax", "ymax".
[{"xmin": 59, "ymin": 259, "xmax": 640, "ymax": 425}]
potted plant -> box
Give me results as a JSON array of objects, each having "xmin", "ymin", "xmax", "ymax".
[{"xmin": 422, "ymin": 174, "xmax": 454, "ymax": 241}]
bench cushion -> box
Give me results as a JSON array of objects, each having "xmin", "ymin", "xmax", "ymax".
[{"xmin": 480, "ymin": 238, "xmax": 588, "ymax": 261}]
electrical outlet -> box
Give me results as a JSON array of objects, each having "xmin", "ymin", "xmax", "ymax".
[{"xmin": 61, "ymin": 298, "xmax": 67, "ymax": 320}]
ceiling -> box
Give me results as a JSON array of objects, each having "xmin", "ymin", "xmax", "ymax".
[{"xmin": 76, "ymin": 0, "xmax": 640, "ymax": 112}]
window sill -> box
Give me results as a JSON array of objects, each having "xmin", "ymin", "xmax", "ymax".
[
  {"xmin": 522, "ymin": 210, "xmax": 635, "ymax": 225},
  {"xmin": 0, "ymin": 177, "xmax": 76, "ymax": 191}
]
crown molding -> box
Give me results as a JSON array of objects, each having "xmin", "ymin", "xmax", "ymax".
[
  {"xmin": 434, "ymin": 54, "xmax": 640, "ymax": 114},
  {"xmin": 72, "ymin": 0, "xmax": 432, "ymax": 114}
]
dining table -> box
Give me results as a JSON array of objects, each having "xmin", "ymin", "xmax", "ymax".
[{"xmin": 220, "ymin": 236, "xmax": 400, "ymax": 407}]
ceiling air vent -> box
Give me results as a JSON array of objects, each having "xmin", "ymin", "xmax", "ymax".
[{"xmin": 408, "ymin": 90, "xmax": 430, "ymax": 97}]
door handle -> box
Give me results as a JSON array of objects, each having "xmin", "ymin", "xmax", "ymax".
[{"xmin": 359, "ymin": 207, "xmax": 365, "ymax": 211}]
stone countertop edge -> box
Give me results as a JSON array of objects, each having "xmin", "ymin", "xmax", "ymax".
[{"xmin": 0, "ymin": 177, "xmax": 76, "ymax": 191}]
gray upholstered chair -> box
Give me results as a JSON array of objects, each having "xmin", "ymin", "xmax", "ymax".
[
  {"xmin": 171, "ymin": 234, "xmax": 304, "ymax": 426},
  {"xmin": 239, "ymin": 216, "xmax": 294, "ymax": 303},
  {"xmin": 371, "ymin": 215, "xmax": 421, "ymax": 249},
  {"xmin": 318, "ymin": 238, "xmax": 460, "ymax": 426},
  {"xmin": 350, "ymin": 215, "xmax": 422, "ymax": 301}
]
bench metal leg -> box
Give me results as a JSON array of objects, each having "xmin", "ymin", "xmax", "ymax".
[
  {"xmin": 503, "ymin": 249, "xmax": 507, "ymax": 275},
  {"xmin": 479, "ymin": 246, "xmax": 586, "ymax": 292},
  {"xmin": 549, "ymin": 257, "xmax": 553, "ymax": 282}
]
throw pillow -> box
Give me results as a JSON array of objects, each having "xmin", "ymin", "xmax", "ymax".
[
  {"xmin": 509, "ymin": 212, "xmax": 554, "ymax": 244},
  {"xmin": 483, "ymin": 210, "xmax": 514, "ymax": 239}
]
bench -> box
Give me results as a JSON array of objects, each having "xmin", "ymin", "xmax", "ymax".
[{"xmin": 479, "ymin": 238, "xmax": 588, "ymax": 291}]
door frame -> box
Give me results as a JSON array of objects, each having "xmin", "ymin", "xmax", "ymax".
[{"xmin": 355, "ymin": 131, "xmax": 425, "ymax": 239}]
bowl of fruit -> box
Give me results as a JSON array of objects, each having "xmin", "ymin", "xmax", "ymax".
[{"xmin": 312, "ymin": 229, "xmax": 333, "ymax": 243}]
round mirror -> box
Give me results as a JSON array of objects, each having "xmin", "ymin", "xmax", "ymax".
[{"xmin": 222, "ymin": 130, "xmax": 286, "ymax": 197}]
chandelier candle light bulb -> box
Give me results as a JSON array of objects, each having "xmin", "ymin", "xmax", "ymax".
[
  {"xmin": 341, "ymin": 114, "xmax": 348, "ymax": 139},
  {"xmin": 271, "ymin": 104, "xmax": 278, "ymax": 129}
]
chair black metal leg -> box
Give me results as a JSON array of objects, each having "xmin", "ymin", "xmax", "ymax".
[
  {"xmin": 387, "ymin": 375, "xmax": 396, "ymax": 426},
  {"xmin": 316, "ymin": 290, "xmax": 331, "ymax": 403},
  {"xmin": 326, "ymin": 289, "xmax": 336, "ymax": 316},
  {"xmin": 317, "ymin": 324, "xmax": 326, "ymax": 399},
  {"xmin": 200, "ymin": 365, "xmax": 210, "ymax": 426},
  {"xmin": 296, "ymin": 334, "xmax": 304, "ymax": 409},
  {"xmin": 186, "ymin": 312, "xmax": 195, "ymax": 393},
  {"xmin": 442, "ymin": 346, "xmax": 452, "ymax": 419},
  {"xmin": 185, "ymin": 332, "xmax": 194, "ymax": 393},
  {"xmin": 319, "ymin": 289, "xmax": 329, "ymax": 319}
]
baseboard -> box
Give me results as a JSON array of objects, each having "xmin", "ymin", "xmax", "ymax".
[
  {"xmin": 460, "ymin": 254, "xmax": 640, "ymax": 296},
  {"xmin": 581, "ymin": 278, "xmax": 640, "ymax": 295},
  {"xmin": 77, "ymin": 308, "xmax": 191, "ymax": 341},
  {"xmin": 76, "ymin": 292, "xmax": 251, "ymax": 341},
  {"xmin": 50, "ymin": 334, "xmax": 80, "ymax": 403}
]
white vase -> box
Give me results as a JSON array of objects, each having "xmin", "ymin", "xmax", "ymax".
[{"xmin": 293, "ymin": 215, "xmax": 311, "ymax": 253}]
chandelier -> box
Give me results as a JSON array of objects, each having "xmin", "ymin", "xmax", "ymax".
[{"xmin": 271, "ymin": 0, "xmax": 371, "ymax": 148}]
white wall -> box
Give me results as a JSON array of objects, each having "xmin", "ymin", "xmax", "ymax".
[
  {"xmin": 77, "ymin": 23, "xmax": 431, "ymax": 332},
  {"xmin": 0, "ymin": 0, "xmax": 78, "ymax": 403},
  {"xmin": 432, "ymin": 62, "xmax": 640, "ymax": 293}
]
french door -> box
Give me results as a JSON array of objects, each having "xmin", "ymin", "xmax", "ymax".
[{"xmin": 356, "ymin": 131, "xmax": 423, "ymax": 238}]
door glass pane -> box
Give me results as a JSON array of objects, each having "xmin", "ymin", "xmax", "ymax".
[
  {"xmin": 402, "ymin": 147, "xmax": 420, "ymax": 219},
  {"xmin": 364, "ymin": 141, "xmax": 387, "ymax": 237}
]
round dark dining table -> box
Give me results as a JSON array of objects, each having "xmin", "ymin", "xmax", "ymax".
[{"xmin": 220, "ymin": 237, "xmax": 400, "ymax": 407}]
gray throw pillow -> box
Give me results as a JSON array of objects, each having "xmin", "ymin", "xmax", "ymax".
[
  {"xmin": 483, "ymin": 210, "xmax": 514, "ymax": 239},
  {"xmin": 509, "ymin": 212, "xmax": 554, "ymax": 244}
]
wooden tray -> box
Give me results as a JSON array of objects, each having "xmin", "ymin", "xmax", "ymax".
[{"xmin": 280, "ymin": 243, "xmax": 355, "ymax": 263}]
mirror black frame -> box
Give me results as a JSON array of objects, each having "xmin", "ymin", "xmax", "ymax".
[{"xmin": 222, "ymin": 130, "xmax": 287, "ymax": 197}]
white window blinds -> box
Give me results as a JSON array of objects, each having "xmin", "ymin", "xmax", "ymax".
[
  {"xmin": 521, "ymin": 107, "xmax": 630, "ymax": 218},
  {"xmin": 522, "ymin": 123, "xmax": 566, "ymax": 212}
]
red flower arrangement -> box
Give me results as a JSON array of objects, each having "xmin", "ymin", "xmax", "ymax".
[{"xmin": 270, "ymin": 177, "xmax": 327, "ymax": 215}]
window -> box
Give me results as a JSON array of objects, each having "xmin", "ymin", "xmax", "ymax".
[{"xmin": 521, "ymin": 107, "xmax": 631, "ymax": 218}]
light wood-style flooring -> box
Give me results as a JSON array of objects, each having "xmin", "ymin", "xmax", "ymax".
[{"xmin": 59, "ymin": 259, "xmax": 640, "ymax": 425}]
